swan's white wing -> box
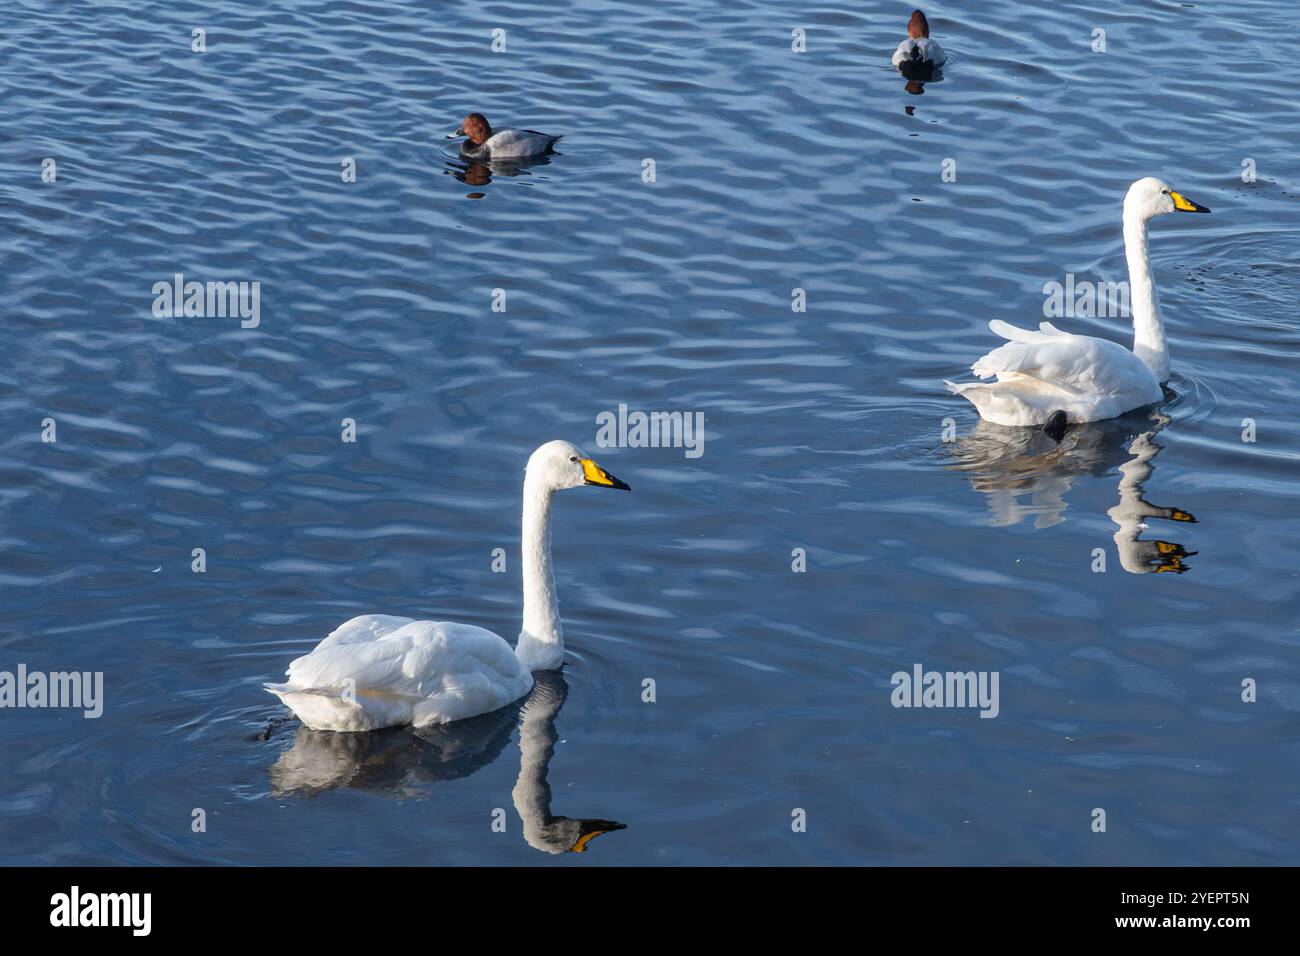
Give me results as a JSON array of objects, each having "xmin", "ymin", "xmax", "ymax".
[
  {"xmin": 310, "ymin": 613, "xmax": 415, "ymax": 651},
  {"xmin": 947, "ymin": 320, "xmax": 1163, "ymax": 426},
  {"xmin": 272, "ymin": 617, "xmax": 533, "ymax": 730},
  {"xmin": 972, "ymin": 320, "xmax": 1152, "ymax": 398},
  {"xmin": 286, "ymin": 619, "xmax": 525, "ymax": 699}
]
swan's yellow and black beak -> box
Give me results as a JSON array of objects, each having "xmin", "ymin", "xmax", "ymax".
[
  {"xmin": 1170, "ymin": 190, "xmax": 1211, "ymax": 213},
  {"xmin": 581, "ymin": 459, "xmax": 631, "ymax": 490},
  {"xmin": 568, "ymin": 819, "xmax": 627, "ymax": 853}
]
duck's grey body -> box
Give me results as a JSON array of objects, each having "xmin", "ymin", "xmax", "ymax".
[{"xmin": 461, "ymin": 128, "xmax": 563, "ymax": 160}]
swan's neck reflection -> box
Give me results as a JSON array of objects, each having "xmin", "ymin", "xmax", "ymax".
[
  {"xmin": 267, "ymin": 670, "xmax": 625, "ymax": 854},
  {"xmin": 950, "ymin": 407, "xmax": 1198, "ymax": 573},
  {"xmin": 512, "ymin": 670, "xmax": 625, "ymax": 854},
  {"xmin": 1107, "ymin": 414, "xmax": 1197, "ymax": 573}
]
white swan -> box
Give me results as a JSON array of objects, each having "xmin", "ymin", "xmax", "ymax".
[
  {"xmin": 448, "ymin": 112, "xmax": 563, "ymax": 160},
  {"xmin": 946, "ymin": 177, "xmax": 1210, "ymax": 428},
  {"xmin": 891, "ymin": 10, "xmax": 946, "ymax": 68},
  {"xmin": 264, "ymin": 440, "xmax": 630, "ymax": 732}
]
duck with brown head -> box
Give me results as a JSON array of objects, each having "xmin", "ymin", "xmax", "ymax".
[
  {"xmin": 891, "ymin": 9, "xmax": 947, "ymax": 70},
  {"xmin": 447, "ymin": 112, "xmax": 564, "ymax": 161}
]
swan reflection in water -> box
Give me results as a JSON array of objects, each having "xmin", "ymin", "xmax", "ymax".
[
  {"xmin": 949, "ymin": 407, "xmax": 1197, "ymax": 573},
  {"xmin": 510, "ymin": 672, "xmax": 625, "ymax": 854},
  {"xmin": 443, "ymin": 153, "xmax": 558, "ymax": 198},
  {"xmin": 268, "ymin": 670, "xmax": 625, "ymax": 854}
]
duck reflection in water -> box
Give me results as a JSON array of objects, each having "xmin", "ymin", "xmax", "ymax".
[
  {"xmin": 268, "ymin": 670, "xmax": 625, "ymax": 854},
  {"xmin": 444, "ymin": 152, "xmax": 558, "ymax": 198},
  {"xmin": 899, "ymin": 62, "xmax": 943, "ymax": 96},
  {"xmin": 948, "ymin": 408, "xmax": 1197, "ymax": 573}
]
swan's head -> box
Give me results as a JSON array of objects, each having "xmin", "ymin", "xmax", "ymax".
[
  {"xmin": 908, "ymin": 10, "xmax": 931, "ymax": 38},
  {"xmin": 1125, "ymin": 177, "xmax": 1211, "ymax": 220},
  {"xmin": 526, "ymin": 440, "xmax": 630, "ymax": 493},
  {"xmin": 522, "ymin": 816, "xmax": 627, "ymax": 855},
  {"xmin": 449, "ymin": 112, "xmax": 491, "ymax": 145}
]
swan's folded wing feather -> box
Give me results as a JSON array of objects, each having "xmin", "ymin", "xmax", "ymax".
[
  {"xmin": 286, "ymin": 631, "xmax": 424, "ymax": 699},
  {"xmin": 972, "ymin": 321, "xmax": 1142, "ymax": 397},
  {"xmin": 399, "ymin": 622, "xmax": 528, "ymax": 691},
  {"xmin": 974, "ymin": 320, "xmax": 1072, "ymax": 379},
  {"xmin": 986, "ymin": 319, "xmax": 1065, "ymax": 345},
  {"xmin": 286, "ymin": 619, "xmax": 526, "ymax": 702},
  {"xmin": 313, "ymin": 614, "xmax": 415, "ymax": 651}
]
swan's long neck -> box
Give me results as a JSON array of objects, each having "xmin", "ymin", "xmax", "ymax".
[
  {"xmin": 1124, "ymin": 209, "xmax": 1170, "ymax": 383},
  {"xmin": 517, "ymin": 477, "xmax": 563, "ymax": 670}
]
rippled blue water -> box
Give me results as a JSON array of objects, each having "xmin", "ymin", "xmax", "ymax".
[{"xmin": 2, "ymin": 0, "xmax": 1298, "ymax": 865}]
